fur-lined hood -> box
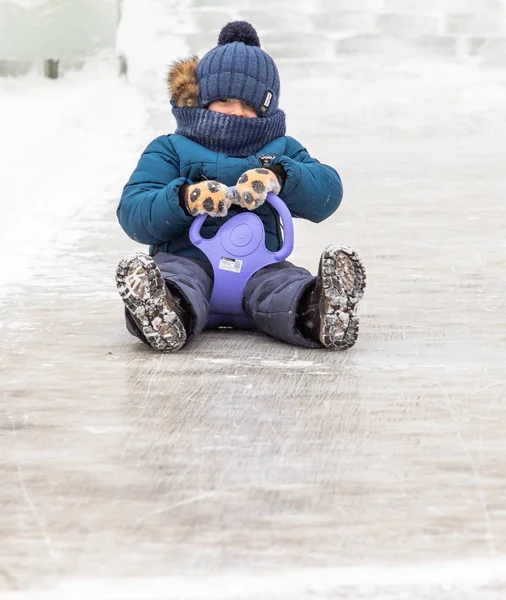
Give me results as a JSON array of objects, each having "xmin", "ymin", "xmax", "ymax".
[{"xmin": 167, "ymin": 56, "xmax": 200, "ymax": 108}]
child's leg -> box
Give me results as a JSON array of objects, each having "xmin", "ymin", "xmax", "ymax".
[
  {"xmin": 243, "ymin": 261, "xmax": 321, "ymax": 349},
  {"xmin": 116, "ymin": 252, "xmax": 213, "ymax": 352},
  {"xmin": 243, "ymin": 245, "xmax": 366, "ymax": 350},
  {"xmin": 154, "ymin": 252, "xmax": 214, "ymax": 339}
]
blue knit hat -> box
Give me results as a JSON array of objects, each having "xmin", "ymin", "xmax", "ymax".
[{"xmin": 196, "ymin": 21, "xmax": 280, "ymax": 118}]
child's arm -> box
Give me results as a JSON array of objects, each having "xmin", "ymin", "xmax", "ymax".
[
  {"xmin": 117, "ymin": 136, "xmax": 193, "ymax": 245},
  {"xmin": 271, "ymin": 136, "xmax": 343, "ymax": 223}
]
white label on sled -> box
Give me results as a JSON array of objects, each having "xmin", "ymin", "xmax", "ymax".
[{"xmin": 219, "ymin": 257, "xmax": 243, "ymax": 273}]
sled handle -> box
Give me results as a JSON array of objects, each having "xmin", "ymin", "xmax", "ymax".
[{"xmin": 189, "ymin": 187, "xmax": 294, "ymax": 261}]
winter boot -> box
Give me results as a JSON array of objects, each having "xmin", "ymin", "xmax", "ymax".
[
  {"xmin": 116, "ymin": 253, "xmax": 187, "ymax": 352},
  {"xmin": 297, "ymin": 245, "xmax": 366, "ymax": 350}
]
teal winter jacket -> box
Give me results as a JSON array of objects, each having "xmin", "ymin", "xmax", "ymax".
[{"xmin": 117, "ymin": 133, "xmax": 343, "ymax": 260}]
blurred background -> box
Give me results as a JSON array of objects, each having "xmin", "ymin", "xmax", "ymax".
[
  {"xmin": 1, "ymin": 0, "xmax": 506, "ymax": 79},
  {"xmin": 1, "ymin": 0, "xmax": 505, "ymax": 288}
]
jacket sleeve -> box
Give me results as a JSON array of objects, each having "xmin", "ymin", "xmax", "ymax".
[
  {"xmin": 117, "ymin": 136, "xmax": 193, "ymax": 245},
  {"xmin": 271, "ymin": 136, "xmax": 343, "ymax": 223}
]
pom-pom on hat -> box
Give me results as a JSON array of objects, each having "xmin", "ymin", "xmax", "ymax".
[{"xmin": 196, "ymin": 21, "xmax": 280, "ymax": 118}]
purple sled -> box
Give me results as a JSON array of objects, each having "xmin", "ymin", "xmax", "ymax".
[{"xmin": 189, "ymin": 190, "xmax": 294, "ymax": 329}]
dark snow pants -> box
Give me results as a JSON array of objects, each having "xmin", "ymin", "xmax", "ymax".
[{"xmin": 125, "ymin": 252, "xmax": 321, "ymax": 349}]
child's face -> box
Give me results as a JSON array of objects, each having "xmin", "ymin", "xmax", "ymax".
[{"xmin": 208, "ymin": 98, "xmax": 257, "ymax": 118}]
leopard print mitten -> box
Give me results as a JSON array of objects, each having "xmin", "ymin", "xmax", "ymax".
[
  {"xmin": 183, "ymin": 181, "xmax": 235, "ymax": 217},
  {"xmin": 235, "ymin": 168, "xmax": 282, "ymax": 211}
]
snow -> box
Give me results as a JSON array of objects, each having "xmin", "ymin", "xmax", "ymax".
[
  {"xmin": 6, "ymin": 558, "xmax": 506, "ymax": 599},
  {"xmin": 116, "ymin": 0, "xmax": 193, "ymax": 96},
  {"xmin": 0, "ymin": 53, "xmax": 148, "ymax": 295}
]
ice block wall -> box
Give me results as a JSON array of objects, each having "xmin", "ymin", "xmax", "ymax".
[
  {"xmin": 186, "ymin": 0, "xmax": 506, "ymax": 64},
  {"xmin": 0, "ymin": 0, "xmax": 118, "ymax": 61}
]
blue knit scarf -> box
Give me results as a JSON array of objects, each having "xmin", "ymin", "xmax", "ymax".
[{"xmin": 172, "ymin": 107, "xmax": 286, "ymax": 157}]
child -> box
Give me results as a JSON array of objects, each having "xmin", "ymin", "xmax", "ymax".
[{"xmin": 116, "ymin": 21, "xmax": 366, "ymax": 353}]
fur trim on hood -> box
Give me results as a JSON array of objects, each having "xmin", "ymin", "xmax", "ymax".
[{"xmin": 167, "ymin": 56, "xmax": 200, "ymax": 108}]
